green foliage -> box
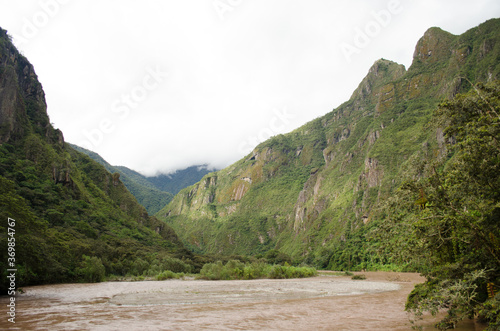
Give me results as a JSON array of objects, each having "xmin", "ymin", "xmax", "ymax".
[
  {"xmin": 478, "ymin": 294, "xmax": 500, "ymax": 330},
  {"xmin": 264, "ymin": 249, "xmax": 293, "ymax": 265},
  {"xmin": 76, "ymin": 255, "xmax": 106, "ymax": 283},
  {"xmin": 351, "ymin": 274, "xmax": 366, "ymax": 280},
  {"xmin": 155, "ymin": 270, "xmax": 184, "ymax": 280},
  {"xmin": 196, "ymin": 260, "xmax": 317, "ymax": 280},
  {"xmin": 374, "ymin": 81, "xmax": 500, "ymax": 329},
  {"xmin": 268, "ymin": 264, "xmax": 318, "ymax": 279}
]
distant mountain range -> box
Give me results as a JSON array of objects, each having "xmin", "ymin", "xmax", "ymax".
[{"xmin": 69, "ymin": 144, "xmax": 215, "ymax": 214}]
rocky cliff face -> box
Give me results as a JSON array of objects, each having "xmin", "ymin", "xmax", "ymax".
[
  {"xmin": 158, "ymin": 19, "xmax": 500, "ymax": 259},
  {"xmin": 0, "ymin": 29, "xmax": 62, "ymax": 145},
  {"xmin": 0, "ymin": 28, "xmax": 69, "ymax": 186}
]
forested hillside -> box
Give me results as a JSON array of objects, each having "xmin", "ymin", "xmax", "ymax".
[{"xmin": 0, "ymin": 27, "xmax": 197, "ymax": 292}]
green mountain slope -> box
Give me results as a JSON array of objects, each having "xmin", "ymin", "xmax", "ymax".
[
  {"xmin": 0, "ymin": 27, "xmax": 194, "ymax": 291},
  {"xmin": 68, "ymin": 144, "xmax": 215, "ymax": 214},
  {"xmin": 158, "ymin": 19, "xmax": 500, "ymax": 261},
  {"xmin": 144, "ymin": 165, "xmax": 215, "ymax": 195},
  {"xmin": 69, "ymin": 144, "xmax": 174, "ymax": 215}
]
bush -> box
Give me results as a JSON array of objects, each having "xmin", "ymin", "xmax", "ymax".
[
  {"xmin": 76, "ymin": 255, "xmax": 105, "ymax": 283},
  {"xmin": 156, "ymin": 270, "xmax": 184, "ymax": 280},
  {"xmin": 268, "ymin": 265, "xmax": 287, "ymax": 279},
  {"xmin": 478, "ymin": 295, "xmax": 500, "ymax": 331},
  {"xmin": 351, "ymin": 274, "xmax": 366, "ymax": 280},
  {"xmin": 197, "ymin": 261, "xmax": 226, "ymax": 280}
]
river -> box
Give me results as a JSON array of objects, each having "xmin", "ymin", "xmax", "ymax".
[{"xmin": 0, "ymin": 272, "xmax": 487, "ymax": 330}]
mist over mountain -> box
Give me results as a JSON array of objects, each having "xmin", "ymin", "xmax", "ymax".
[{"xmin": 69, "ymin": 143, "xmax": 215, "ymax": 214}]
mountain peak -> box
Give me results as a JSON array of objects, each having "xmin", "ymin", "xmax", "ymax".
[
  {"xmin": 411, "ymin": 26, "xmax": 455, "ymax": 65},
  {"xmin": 350, "ymin": 58, "xmax": 406, "ymax": 101}
]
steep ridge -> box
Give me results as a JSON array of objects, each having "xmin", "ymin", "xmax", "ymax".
[
  {"xmin": 0, "ymin": 27, "xmax": 192, "ymax": 291},
  {"xmin": 158, "ymin": 19, "xmax": 500, "ymax": 260}
]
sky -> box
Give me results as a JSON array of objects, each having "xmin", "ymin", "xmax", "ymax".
[{"xmin": 0, "ymin": 1, "xmax": 499, "ymax": 176}]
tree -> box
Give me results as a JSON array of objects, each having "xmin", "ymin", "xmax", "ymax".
[{"xmin": 76, "ymin": 255, "xmax": 106, "ymax": 283}]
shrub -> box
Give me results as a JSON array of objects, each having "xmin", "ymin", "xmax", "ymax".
[
  {"xmin": 268, "ymin": 265, "xmax": 287, "ymax": 279},
  {"xmin": 351, "ymin": 274, "xmax": 366, "ymax": 280},
  {"xmin": 156, "ymin": 270, "xmax": 184, "ymax": 280},
  {"xmin": 76, "ymin": 255, "xmax": 105, "ymax": 283}
]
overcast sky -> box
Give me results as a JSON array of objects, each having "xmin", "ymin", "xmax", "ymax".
[{"xmin": 1, "ymin": 1, "xmax": 499, "ymax": 175}]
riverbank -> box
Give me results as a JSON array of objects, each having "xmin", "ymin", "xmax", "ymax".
[{"xmin": 0, "ymin": 271, "xmax": 486, "ymax": 330}]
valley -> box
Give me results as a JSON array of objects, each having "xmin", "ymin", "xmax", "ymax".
[{"xmin": 0, "ymin": 15, "xmax": 499, "ymax": 330}]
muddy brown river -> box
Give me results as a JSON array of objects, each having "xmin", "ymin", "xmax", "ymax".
[{"xmin": 0, "ymin": 272, "xmax": 487, "ymax": 330}]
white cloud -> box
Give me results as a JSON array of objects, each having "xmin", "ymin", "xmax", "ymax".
[{"xmin": 0, "ymin": 0, "xmax": 499, "ymax": 175}]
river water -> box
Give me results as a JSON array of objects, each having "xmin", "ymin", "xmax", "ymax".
[{"xmin": 0, "ymin": 272, "xmax": 486, "ymax": 330}]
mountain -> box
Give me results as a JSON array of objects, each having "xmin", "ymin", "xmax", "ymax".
[
  {"xmin": 69, "ymin": 144, "xmax": 174, "ymax": 214},
  {"xmin": 158, "ymin": 19, "xmax": 500, "ymax": 261},
  {"xmin": 143, "ymin": 165, "xmax": 216, "ymax": 195},
  {"xmin": 69, "ymin": 144, "xmax": 215, "ymax": 214},
  {"xmin": 0, "ymin": 27, "xmax": 196, "ymax": 291}
]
